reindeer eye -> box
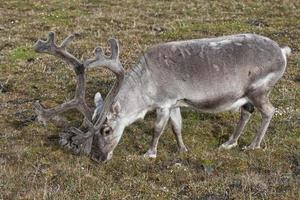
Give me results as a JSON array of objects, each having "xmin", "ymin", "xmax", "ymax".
[{"xmin": 101, "ymin": 126, "xmax": 112, "ymax": 136}]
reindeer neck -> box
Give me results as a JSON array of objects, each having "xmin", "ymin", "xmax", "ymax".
[{"xmin": 115, "ymin": 59, "xmax": 153, "ymax": 126}]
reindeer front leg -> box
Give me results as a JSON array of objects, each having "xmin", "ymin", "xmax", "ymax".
[
  {"xmin": 170, "ymin": 108, "xmax": 188, "ymax": 152},
  {"xmin": 144, "ymin": 108, "xmax": 170, "ymax": 158}
]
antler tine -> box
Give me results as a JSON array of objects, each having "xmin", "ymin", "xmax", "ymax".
[
  {"xmin": 108, "ymin": 38, "xmax": 119, "ymax": 60},
  {"xmin": 33, "ymin": 31, "xmax": 56, "ymax": 53},
  {"xmin": 47, "ymin": 31, "xmax": 55, "ymax": 42},
  {"xmin": 94, "ymin": 46, "xmax": 103, "ymax": 59},
  {"xmin": 33, "ymin": 99, "xmax": 79, "ymax": 125},
  {"xmin": 84, "ymin": 47, "xmax": 104, "ymax": 67},
  {"xmin": 60, "ymin": 33, "xmax": 76, "ymax": 49}
]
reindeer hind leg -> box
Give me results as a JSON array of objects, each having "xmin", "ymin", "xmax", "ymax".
[
  {"xmin": 219, "ymin": 102, "xmax": 254, "ymax": 150},
  {"xmin": 243, "ymin": 94, "xmax": 275, "ymax": 150}
]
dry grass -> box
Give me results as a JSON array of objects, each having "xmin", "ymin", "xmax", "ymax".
[{"xmin": 0, "ymin": 0, "xmax": 299, "ymax": 199}]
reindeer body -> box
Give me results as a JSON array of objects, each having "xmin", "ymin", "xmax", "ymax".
[
  {"xmin": 95, "ymin": 33, "xmax": 289, "ymax": 160},
  {"xmin": 33, "ymin": 32, "xmax": 290, "ymax": 162},
  {"xmin": 117, "ymin": 34, "xmax": 285, "ymax": 116},
  {"xmin": 151, "ymin": 34, "xmax": 285, "ymax": 109}
]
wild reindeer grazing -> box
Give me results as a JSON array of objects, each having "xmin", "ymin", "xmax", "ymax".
[{"xmin": 33, "ymin": 32, "xmax": 291, "ymax": 162}]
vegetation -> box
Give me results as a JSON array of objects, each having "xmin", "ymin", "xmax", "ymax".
[{"xmin": 0, "ymin": 0, "xmax": 299, "ymax": 199}]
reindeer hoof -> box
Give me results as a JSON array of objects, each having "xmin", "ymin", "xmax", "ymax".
[
  {"xmin": 242, "ymin": 144, "xmax": 261, "ymax": 151},
  {"xmin": 219, "ymin": 141, "xmax": 238, "ymax": 150},
  {"xmin": 144, "ymin": 150, "xmax": 157, "ymax": 158},
  {"xmin": 178, "ymin": 146, "xmax": 188, "ymax": 153}
]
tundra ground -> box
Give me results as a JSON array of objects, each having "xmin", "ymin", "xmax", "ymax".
[{"xmin": 0, "ymin": 0, "xmax": 299, "ymax": 199}]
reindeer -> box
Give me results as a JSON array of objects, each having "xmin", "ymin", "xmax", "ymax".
[{"xmin": 33, "ymin": 32, "xmax": 291, "ymax": 162}]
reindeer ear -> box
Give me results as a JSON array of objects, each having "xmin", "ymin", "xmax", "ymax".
[
  {"xmin": 94, "ymin": 92, "xmax": 103, "ymax": 107},
  {"xmin": 111, "ymin": 101, "xmax": 121, "ymax": 115},
  {"xmin": 92, "ymin": 92, "xmax": 104, "ymax": 120}
]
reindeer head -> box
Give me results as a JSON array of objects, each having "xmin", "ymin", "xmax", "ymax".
[
  {"xmin": 84, "ymin": 37, "xmax": 126, "ymax": 162},
  {"xmin": 91, "ymin": 100, "xmax": 126, "ymax": 162}
]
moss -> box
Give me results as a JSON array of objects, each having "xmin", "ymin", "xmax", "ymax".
[{"xmin": 8, "ymin": 47, "xmax": 37, "ymax": 62}]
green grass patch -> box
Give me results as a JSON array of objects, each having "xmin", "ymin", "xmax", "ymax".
[{"xmin": 8, "ymin": 47, "xmax": 37, "ymax": 62}]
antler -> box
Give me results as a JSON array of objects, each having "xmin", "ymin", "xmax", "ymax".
[
  {"xmin": 33, "ymin": 32, "xmax": 126, "ymax": 155},
  {"xmin": 85, "ymin": 38, "xmax": 125, "ymax": 129},
  {"xmin": 61, "ymin": 38, "xmax": 126, "ymax": 154},
  {"xmin": 33, "ymin": 32, "xmax": 92, "ymax": 125}
]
